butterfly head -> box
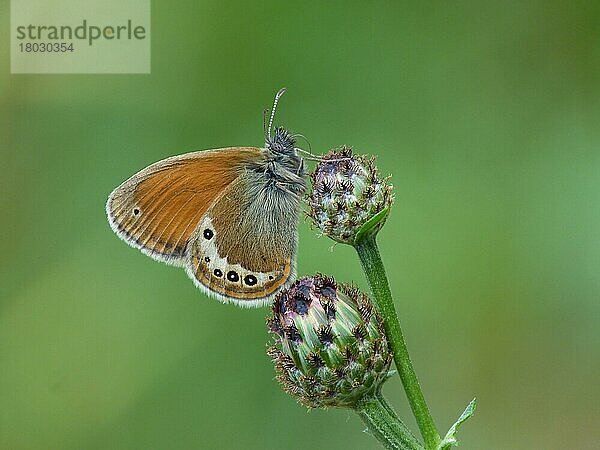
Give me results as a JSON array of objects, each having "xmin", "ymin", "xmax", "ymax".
[
  {"xmin": 266, "ymin": 126, "xmax": 297, "ymax": 156},
  {"xmin": 262, "ymin": 88, "xmax": 305, "ymax": 180}
]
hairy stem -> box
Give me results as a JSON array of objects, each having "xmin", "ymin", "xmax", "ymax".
[
  {"xmin": 355, "ymin": 394, "xmax": 424, "ymax": 450},
  {"xmin": 355, "ymin": 234, "xmax": 441, "ymax": 449}
]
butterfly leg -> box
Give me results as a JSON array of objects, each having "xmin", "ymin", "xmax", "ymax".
[{"xmin": 296, "ymin": 158, "xmax": 305, "ymax": 175}]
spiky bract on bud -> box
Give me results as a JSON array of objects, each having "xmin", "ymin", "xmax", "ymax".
[
  {"xmin": 267, "ymin": 274, "xmax": 393, "ymax": 409},
  {"xmin": 309, "ymin": 146, "xmax": 394, "ymax": 245}
]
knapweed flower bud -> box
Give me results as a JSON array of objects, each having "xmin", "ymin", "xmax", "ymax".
[
  {"xmin": 267, "ymin": 274, "xmax": 393, "ymax": 409},
  {"xmin": 309, "ymin": 146, "xmax": 394, "ymax": 245}
]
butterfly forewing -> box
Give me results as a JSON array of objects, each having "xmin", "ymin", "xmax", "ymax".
[{"xmin": 106, "ymin": 147, "xmax": 262, "ymax": 265}]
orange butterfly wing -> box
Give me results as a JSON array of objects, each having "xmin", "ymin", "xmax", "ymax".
[{"xmin": 106, "ymin": 147, "xmax": 262, "ymax": 266}]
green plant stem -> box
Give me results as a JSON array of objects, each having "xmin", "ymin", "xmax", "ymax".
[
  {"xmin": 355, "ymin": 234, "xmax": 441, "ymax": 449},
  {"xmin": 355, "ymin": 394, "xmax": 424, "ymax": 450}
]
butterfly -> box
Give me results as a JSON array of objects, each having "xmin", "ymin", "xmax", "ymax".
[{"xmin": 106, "ymin": 88, "xmax": 308, "ymax": 307}]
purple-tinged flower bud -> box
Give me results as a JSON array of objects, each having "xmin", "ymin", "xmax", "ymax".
[
  {"xmin": 267, "ymin": 274, "xmax": 393, "ymax": 409},
  {"xmin": 309, "ymin": 147, "xmax": 394, "ymax": 245}
]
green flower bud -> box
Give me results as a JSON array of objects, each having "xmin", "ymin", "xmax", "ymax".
[
  {"xmin": 267, "ymin": 274, "xmax": 393, "ymax": 409},
  {"xmin": 309, "ymin": 146, "xmax": 394, "ymax": 245}
]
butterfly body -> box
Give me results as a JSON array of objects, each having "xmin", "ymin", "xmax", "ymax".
[{"xmin": 106, "ymin": 125, "xmax": 306, "ymax": 307}]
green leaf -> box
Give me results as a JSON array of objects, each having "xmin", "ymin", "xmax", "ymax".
[
  {"xmin": 437, "ymin": 398, "xmax": 477, "ymax": 449},
  {"xmin": 354, "ymin": 207, "xmax": 390, "ymax": 244}
]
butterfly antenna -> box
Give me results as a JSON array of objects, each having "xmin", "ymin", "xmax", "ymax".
[
  {"xmin": 263, "ymin": 108, "xmax": 269, "ymax": 141},
  {"xmin": 268, "ymin": 87, "xmax": 286, "ymax": 140}
]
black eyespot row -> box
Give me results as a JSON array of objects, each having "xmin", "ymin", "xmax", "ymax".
[
  {"xmin": 204, "ymin": 257, "xmax": 210, "ymax": 262},
  {"xmin": 227, "ymin": 271, "xmax": 240, "ymax": 282},
  {"xmin": 133, "ymin": 208, "xmax": 140, "ymax": 215},
  {"xmin": 244, "ymin": 275, "xmax": 257, "ymax": 286},
  {"xmin": 213, "ymin": 269, "xmax": 223, "ymax": 277},
  {"xmin": 203, "ymin": 229, "xmax": 214, "ymax": 239}
]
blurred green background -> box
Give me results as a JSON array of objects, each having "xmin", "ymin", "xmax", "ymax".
[{"xmin": 2, "ymin": 1, "xmax": 599, "ymax": 449}]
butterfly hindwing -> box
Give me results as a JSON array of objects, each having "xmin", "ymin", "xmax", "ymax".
[
  {"xmin": 186, "ymin": 174, "xmax": 301, "ymax": 305},
  {"xmin": 106, "ymin": 147, "xmax": 262, "ymax": 266}
]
